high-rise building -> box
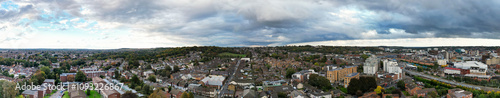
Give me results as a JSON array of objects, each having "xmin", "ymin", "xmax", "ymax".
[
  {"xmin": 383, "ymin": 59, "xmax": 401, "ymax": 73},
  {"xmin": 364, "ymin": 55, "xmax": 379, "ymax": 75}
]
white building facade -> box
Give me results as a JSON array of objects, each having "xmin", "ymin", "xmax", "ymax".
[
  {"xmin": 364, "ymin": 55, "xmax": 379, "ymax": 75},
  {"xmin": 383, "ymin": 59, "xmax": 401, "ymax": 73},
  {"xmin": 454, "ymin": 61, "xmax": 488, "ymax": 75}
]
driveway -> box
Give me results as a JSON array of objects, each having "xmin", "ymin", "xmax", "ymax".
[{"xmin": 50, "ymin": 90, "xmax": 64, "ymax": 98}]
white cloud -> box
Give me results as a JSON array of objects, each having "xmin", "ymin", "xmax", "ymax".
[{"xmin": 0, "ymin": 22, "xmax": 36, "ymax": 48}]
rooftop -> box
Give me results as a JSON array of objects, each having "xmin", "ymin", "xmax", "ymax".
[
  {"xmin": 448, "ymin": 88, "xmax": 472, "ymax": 98},
  {"xmin": 60, "ymin": 73, "xmax": 76, "ymax": 76},
  {"xmin": 200, "ymin": 75, "xmax": 225, "ymax": 86},
  {"xmin": 44, "ymin": 79, "xmax": 55, "ymax": 83},
  {"xmin": 416, "ymin": 88, "xmax": 436, "ymax": 94},
  {"xmin": 444, "ymin": 67, "xmax": 461, "ymax": 70},
  {"xmin": 454, "ymin": 61, "xmax": 487, "ymax": 69},
  {"xmin": 22, "ymin": 90, "xmax": 37, "ymax": 95},
  {"xmin": 345, "ymin": 73, "xmax": 359, "ymax": 77}
]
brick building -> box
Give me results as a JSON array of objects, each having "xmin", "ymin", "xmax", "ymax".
[
  {"xmin": 326, "ymin": 65, "xmax": 358, "ymax": 83},
  {"xmin": 60, "ymin": 73, "xmax": 76, "ymax": 82}
]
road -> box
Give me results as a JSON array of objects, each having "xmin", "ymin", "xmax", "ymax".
[
  {"xmin": 404, "ymin": 69, "xmax": 500, "ymax": 91},
  {"xmin": 217, "ymin": 60, "xmax": 241, "ymax": 98},
  {"xmin": 50, "ymin": 90, "xmax": 64, "ymax": 98}
]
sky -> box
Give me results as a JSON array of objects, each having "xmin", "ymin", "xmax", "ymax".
[{"xmin": 1, "ymin": 0, "xmax": 500, "ymax": 49}]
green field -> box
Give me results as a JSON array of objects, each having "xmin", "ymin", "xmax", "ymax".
[
  {"xmin": 218, "ymin": 52, "xmax": 246, "ymax": 58},
  {"xmin": 63, "ymin": 91, "xmax": 69, "ymax": 98},
  {"xmin": 62, "ymin": 90, "xmax": 101, "ymax": 98},
  {"xmin": 86, "ymin": 90, "xmax": 102, "ymax": 98}
]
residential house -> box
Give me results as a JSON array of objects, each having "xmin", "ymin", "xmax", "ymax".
[
  {"xmin": 43, "ymin": 79, "xmax": 55, "ymax": 85},
  {"xmin": 242, "ymin": 89, "xmax": 258, "ymax": 98},
  {"xmin": 194, "ymin": 87, "xmax": 217, "ymax": 97},
  {"xmin": 292, "ymin": 69, "xmax": 318, "ymax": 82},
  {"xmin": 84, "ymin": 71, "xmax": 106, "ymax": 78},
  {"xmin": 406, "ymin": 83, "xmax": 422, "ymax": 95},
  {"xmin": 22, "ymin": 90, "xmax": 38, "ymax": 98},
  {"xmin": 68, "ymin": 84, "xmax": 87, "ymax": 98},
  {"xmin": 143, "ymin": 70, "xmax": 155, "ymax": 77},
  {"xmin": 447, "ymin": 88, "xmax": 473, "ymax": 98},
  {"xmin": 169, "ymin": 89, "xmax": 184, "ymax": 98},
  {"xmin": 416, "ymin": 88, "xmax": 437, "ymax": 98},
  {"xmin": 289, "ymin": 90, "xmax": 307, "ymax": 98},
  {"xmin": 382, "ymin": 94, "xmax": 400, "ymax": 98},
  {"xmin": 60, "ymin": 73, "xmax": 76, "ymax": 82},
  {"xmin": 221, "ymin": 90, "xmax": 235, "ymax": 98},
  {"xmin": 309, "ymin": 91, "xmax": 331, "ymax": 98},
  {"xmin": 359, "ymin": 91, "xmax": 380, "ymax": 98},
  {"xmin": 101, "ymin": 89, "xmax": 120, "ymax": 98}
]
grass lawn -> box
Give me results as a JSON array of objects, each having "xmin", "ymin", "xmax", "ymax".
[
  {"xmin": 16, "ymin": 95, "xmax": 24, "ymax": 98},
  {"xmin": 85, "ymin": 90, "xmax": 102, "ymax": 98},
  {"xmin": 43, "ymin": 90, "xmax": 58, "ymax": 98},
  {"xmin": 63, "ymin": 90, "xmax": 101, "ymax": 98},
  {"xmin": 402, "ymin": 91, "xmax": 410, "ymax": 96},
  {"xmin": 218, "ymin": 52, "xmax": 246, "ymax": 58},
  {"xmin": 63, "ymin": 91, "xmax": 70, "ymax": 98}
]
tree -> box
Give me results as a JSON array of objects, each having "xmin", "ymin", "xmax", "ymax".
[
  {"xmin": 148, "ymin": 75, "xmax": 157, "ymax": 82},
  {"xmin": 361, "ymin": 54, "xmax": 370, "ymax": 60},
  {"xmin": 285, "ymin": 69, "xmax": 296, "ymax": 79},
  {"xmin": 347, "ymin": 76, "xmax": 377, "ymax": 95},
  {"xmin": 87, "ymin": 89, "xmax": 91, "ymax": 95},
  {"xmin": 278, "ymin": 92, "xmax": 287, "ymax": 98},
  {"xmin": 75, "ymin": 71, "xmax": 87, "ymax": 82},
  {"xmin": 488, "ymin": 91, "xmax": 496, "ymax": 98},
  {"xmin": 165, "ymin": 66, "xmax": 172, "ymax": 72},
  {"xmin": 40, "ymin": 60, "xmax": 51, "ymax": 66},
  {"xmin": 188, "ymin": 92, "xmax": 194, "ymax": 98},
  {"xmin": 158, "ymin": 69, "xmax": 171, "ymax": 78},
  {"xmin": 32, "ymin": 70, "xmax": 46, "ymax": 85},
  {"xmin": 478, "ymin": 94, "xmax": 487, "ymax": 98},
  {"xmin": 148, "ymin": 89, "xmax": 167, "ymax": 98},
  {"xmin": 122, "ymin": 91, "xmax": 138, "ymax": 98},
  {"xmin": 397, "ymin": 80, "xmax": 405, "ymax": 89},
  {"xmin": 308, "ymin": 74, "xmax": 332, "ymax": 91},
  {"xmin": 67, "ymin": 75, "xmax": 75, "ymax": 82},
  {"xmin": 374, "ymin": 86, "xmax": 384, "ymax": 94},
  {"xmin": 180, "ymin": 92, "xmax": 189, "ymax": 98},
  {"xmin": 142, "ymin": 85, "xmax": 151, "ymax": 95},
  {"xmin": 40, "ymin": 66, "xmax": 51, "ymax": 75},
  {"xmin": 0, "ymin": 80, "xmax": 18, "ymax": 98},
  {"xmin": 356, "ymin": 90, "xmax": 363, "ymax": 96},
  {"xmin": 428, "ymin": 92, "xmax": 438, "ymax": 98},
  {"xmin": 131, "ymin": 75, "xmax": 141, "ymax": 88},
  {"xmin": 173, "ymin": 66, "xmax": 180, "ymax": 73},
  {"xmin": 114, "ymin": 70, "xmax": 120, "ymax": 79}
]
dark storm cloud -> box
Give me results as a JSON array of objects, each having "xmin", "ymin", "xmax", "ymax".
[
  {"xmin": 344, "ymin": 0, "xmax": 500, "ymax": 38},
  {"xmin": 3, "ymin": 0, "xmax": 500, "ymax": 46}
]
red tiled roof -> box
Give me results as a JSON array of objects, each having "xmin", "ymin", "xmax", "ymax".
[{"xmin": 445, "ymin": 67, "xmax": 461, "ymax": 70}]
